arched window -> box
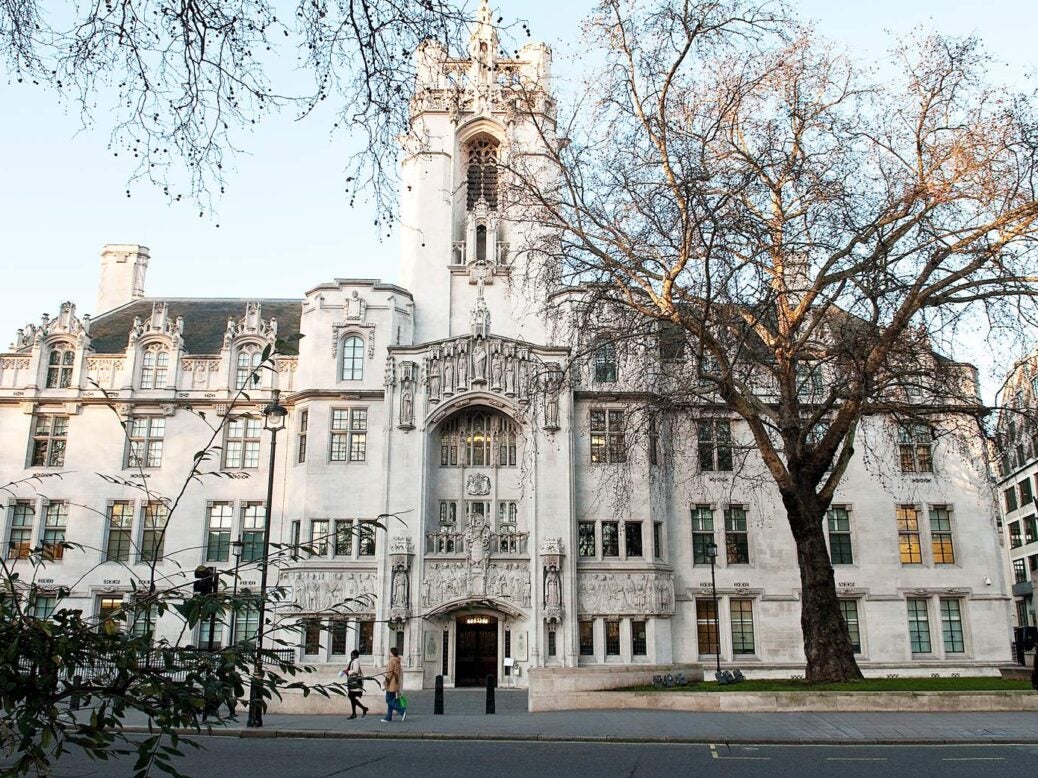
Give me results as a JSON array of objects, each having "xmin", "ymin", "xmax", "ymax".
[
  {"xmin": 476, "ymin": 224, "xmax": 487, "ymax": 262},
  {"xmin": 45, "ymin": 343, "xmax": 75, "ymax": 388},
  {"xmin": 466, "ymin": 137, "xmax": 499, "ymax": 210},
  {"xmin": 235, "ymin": 347, "xmax": 262, "ymax": 390},
  {"xmin": 340, "ymin": 335, "xmax": 364, "ymax": 381},
  {"xmin": 593, "ymin": 341, "xmax": 617, "ymax": 383},
  {"xmin": 440, "ymin": 410, "xmax": 519, "ymax": 468},
  {"xmin": 140, "ymin": 345, "xmax": 170, "ymax": 389}
]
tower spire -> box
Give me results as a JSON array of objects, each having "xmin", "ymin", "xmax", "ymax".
[{"xmin": 468, "ymin": 0, "xmax": 498, "ymax": 80}]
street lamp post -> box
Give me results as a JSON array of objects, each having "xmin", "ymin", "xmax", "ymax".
[
  {"xmin": 246, "ymin": 389, "xmax": 287, "ymax": 728},
  {"xmin": 706, "ymin": 541, "xmax": 721, "ymax": 679},
  {"xmin": 229, "ymin": 539, "xmax": 243, "ymax": 645}
]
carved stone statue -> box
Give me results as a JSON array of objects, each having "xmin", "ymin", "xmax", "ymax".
[
  {"xmin": 545, "ymin": 566, "xmax": 561, "ymax": 608},
  {"xmin": 392, "ymin": 568, "xmax": 409, "ymax": 607},
  {"xmin": 428, "ymin": 356, "xmax": 441, "ymax": 399},
  {"xmin": 399, "ymin": 384, "xmax": 414, "ymax": 427},
  {"xmin": 491, "ymin": 352, "xmax": 503, "ymax": 390},
  {"xmin": 472, "ymin": 340, "xmax": 488, "ymax": 382},
  {"xmin": 457, "ymin": 347, "xmax": 469, "ymax": 388}
]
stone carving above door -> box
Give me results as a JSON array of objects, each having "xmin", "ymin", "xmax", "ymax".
[
  {"xmin": 421, "ymin": 560, "xmax": 531, "ymax": 609},
  {"xmin": 465, "ymin": 473, "xmax": 491, "ymax": 495}
]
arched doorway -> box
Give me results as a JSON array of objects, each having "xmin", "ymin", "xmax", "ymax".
[{"xmin": 455, "ymin": 614, "xmax": 498, "ymax": 686}]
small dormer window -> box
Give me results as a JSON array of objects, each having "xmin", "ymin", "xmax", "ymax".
[
  {"xmin": 140, "ymin": 346, "xmax": 170, "ymax": 389},
  {"xmin": 235, "ymin": 347, "xmax": 262, "ymax": 390},
  {"xmin": 46, "ymin": 344, "xmax": 75, "ymax": 389}
]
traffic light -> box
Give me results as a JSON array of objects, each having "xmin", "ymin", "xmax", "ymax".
[{"xmin": 193, "ymin": 565, "xmax": 217, "ymax": 596}]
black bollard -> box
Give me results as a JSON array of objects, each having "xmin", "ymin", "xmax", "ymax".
[
  {"xmin": 434, "ymin": 674, "xmax": 444, "ymax": 715},
  {"xmin": 485, "ymin": 674, "xmax": 496, "ymax": 714},
  {"xmin": 70, "ymin": 674, "xmax": 82, "ymax": 711}
]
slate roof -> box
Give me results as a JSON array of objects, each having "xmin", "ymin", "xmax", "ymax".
[{"xmin": 89, "ymin": 298, "xmax": 302, "ymax": 355}]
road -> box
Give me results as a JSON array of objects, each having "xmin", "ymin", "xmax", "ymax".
[{"xmin": 22, "ymin": 739, "xmax": 1038, "ymax": 777}]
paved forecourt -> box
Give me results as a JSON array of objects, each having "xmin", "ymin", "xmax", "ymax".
[{"xmin": 121, "ymin": 689, "xmax": 1038, "ymax": 744}]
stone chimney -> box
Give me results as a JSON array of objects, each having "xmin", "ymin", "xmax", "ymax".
[{"xmin": 97, "ymin": 244, "xmax": 149, "ymax": 314}]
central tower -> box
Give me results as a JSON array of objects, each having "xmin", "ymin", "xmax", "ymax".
[{"xmin": 398, "ymin": 0, "xmax": 554, "ymax": 345}]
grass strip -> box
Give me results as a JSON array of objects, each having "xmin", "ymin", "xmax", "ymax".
[{"xmin": 618, "ymin": 677, "xmax": 1033, "ymax": 693}]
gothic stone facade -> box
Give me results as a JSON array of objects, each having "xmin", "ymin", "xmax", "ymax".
[{"xmin": 0, "ymin": 8, "xmax": 1014, "ymax": 687}]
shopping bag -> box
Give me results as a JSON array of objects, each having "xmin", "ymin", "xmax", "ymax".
[{"xmin": 397, "ymin": 693, "xmax": 407, "ymax": 710}]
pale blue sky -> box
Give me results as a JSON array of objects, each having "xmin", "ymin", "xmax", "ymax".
[{"xmin": 2, "ymin": 1, "xmax": 1035, "ymax": 395}]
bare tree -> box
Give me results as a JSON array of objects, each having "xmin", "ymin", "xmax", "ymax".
[
  {"xmin": 507, "ymin": 0, "xmax": 1038, "ymax": 681},
  {"xmin": 0, "ymin": 0, "xmax": 478, "ymax": 212}
]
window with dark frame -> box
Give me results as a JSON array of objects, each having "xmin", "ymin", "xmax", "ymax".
[
  {"xmin": 340, "ymin": 336, "xmax": 365, "ymax": 381},
  {"xmin": 724, "ymin": 506, "xmax": 749, "ymax": 564},
  {"xmin": 358, "ymin": 620, "xmax": 374, "ymax": 654},
  {"xmin": 105, "ymin": 501, "xmax": 133, "ymax": 562},
  {"xmin": 7, "ymin": 501, "xmax": 34, "ymax": 559},
  {"xmin": 358, "ymin": 522, "xmax": 376, "ymax": 556},
  {"xmin": 826, "ymin": 506, "xmax": 853, "ymax": 565},
  {"xmin": 304, "ymin": 619, "xmax": 321, "ymax": 655},
  {"xmin": 696, "ymin": 600, "xmax": 719, "ymax": 655},
  {"xmin": 41, "ymin": 501, "xmax": 67, "ymax": 561},
  {"xmin": 1005, "ymin": 487, "xmax": 1018, "ymax": 513},
  {"xmin": 241, "ymin": 503, "xmax": 265, "ymax": 562},
  {"xmin": 330, "ymin": 621, "xmax": 349, "ymax": 655},
  {"xmin": 205, "ymin": 502, "xmax": 233, "ymax": 562},
  {"xmin": 139, "ymin": 347, "xmax": 169, "ymax": 389},
  {"xmin": 940, "ymin": 598, "xmax": 964, "ymax": 653},
  {"xmin": 224, "ymin": 417, "xmax": 261, "ymax": 469},
  {"xmin": 691, "ymin": 506, "xmax": 714, "ymax": 564},
  {"xmin": 1009, "ymin": 521, "xmax": 1022, "ymax": 548},
  {"xmin": 45, "ymin": 344, "xmax": 75, "ymax": 388},
  {"xmin": 730, "ymin": 599, "xmax": 755, "ymax": 654},
  {"xmin": 605, "ymin": 621, "xmax": 621, "ymax": 656},
  {"xmin": 697, "ymin": 419, "xmax": 733, "ymax": 472},
  {"xmin": 235, "ymin": 348, "xmax": 262, "ymax": 390},
  {"xmin": 907, "ymin": 598, "xmax": 931, "ymax": 653},
  {"xmin": 30, "ymin": 415, "xmax": 68, "ymax": 467},
  {"xmin": 898, "ymin": 423, "xmax": 933, "ymax": 473},
  {"xmin": 579, "ymin": 620, "xmax": 594, "ymax": 655},
  {"xmin": 601, "ymin": 521, "xmax": 619, "ymax": 557},
  {"xmin": 839, "ymin": 600, "xmax": 862, "ymax": 653},
  {"xmin": 127, "ymin": 417, "xmax": 164, "ymax": 469},
  {"xmin": 297, "ymin": 410, "xmax": 308, "ymax": 463},
  {"xmin": 331, "ymin": 408, "xmax": 367, "ymax": 462},
  {"xmin": 929, "ymin": 506, "xmax": 955, "ymax": 564},
  {"xmin": 1021, "ymin": 478, "xmax": 1035, "ymax": 506},
  {"xmin": 334, "ymin": 519, "xmax": 354, "ymax": 557},
  {"xmin": 140, "ymin": 501, "xmax": 167, "ymax": 562},
  {"xmin": 310, "ymin": 519, "xmax": 329, "ymax": 557},
  {"xmin": 97, "ymin": 596, "xmax": 124, "ymax": 635},
  {"xmin": 590, "ymin": 409, "xmax": 626, "ymax": 463},
  {"xmin": 897, "ymin": 505, "xmax": 923, "ymax": 564},
  {"xmin": 593, "ymin": 341, "xmax": 617, "ymax": 383},
  {"xmin": 578, "ymin": 522, "xmax": 596, "ymax": 557},
  {"xmin": 1013, "ymin": 558, "xmax": 1028, "ymax": 583},
  {"xmin": 653, "ymin": 522, "xmax": 663, "ymax": 560},
  {"xmin": 632, "ymin": 620, "xmax": 647, "ymax": 656},
  {"xmin": 624, "ymin": 521, "xmax": 643, "ymax": 557}
]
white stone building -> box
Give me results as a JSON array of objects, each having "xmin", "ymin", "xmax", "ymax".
[{"xmin": 0, "ymin": 4, "xmax": 1014, "ymax": 688}]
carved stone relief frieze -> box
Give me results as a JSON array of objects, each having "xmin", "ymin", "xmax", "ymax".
[
  {"xmin": 420, "ymin": 336, "xmax": 543, "ymax": 407},
  {"xmin": 287, "ymin": 570, "xmax": 378, "ymax": 613},
  {"xmin": 421, "ymin": 560, "xmax": 531, "ymax": 609},
  {"xmin": 577, "ymin": 572, "xmax": 675, "ymax": 617}
]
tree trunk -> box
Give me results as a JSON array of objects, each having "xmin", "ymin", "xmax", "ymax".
[{"xmin": 782, "ymin": 488, "xmax": 864, "ymax": 683}]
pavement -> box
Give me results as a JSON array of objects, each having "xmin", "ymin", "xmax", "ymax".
[{"xmin": 120, "ymin": 689, "xmax": 1038, "ymax": 745}]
